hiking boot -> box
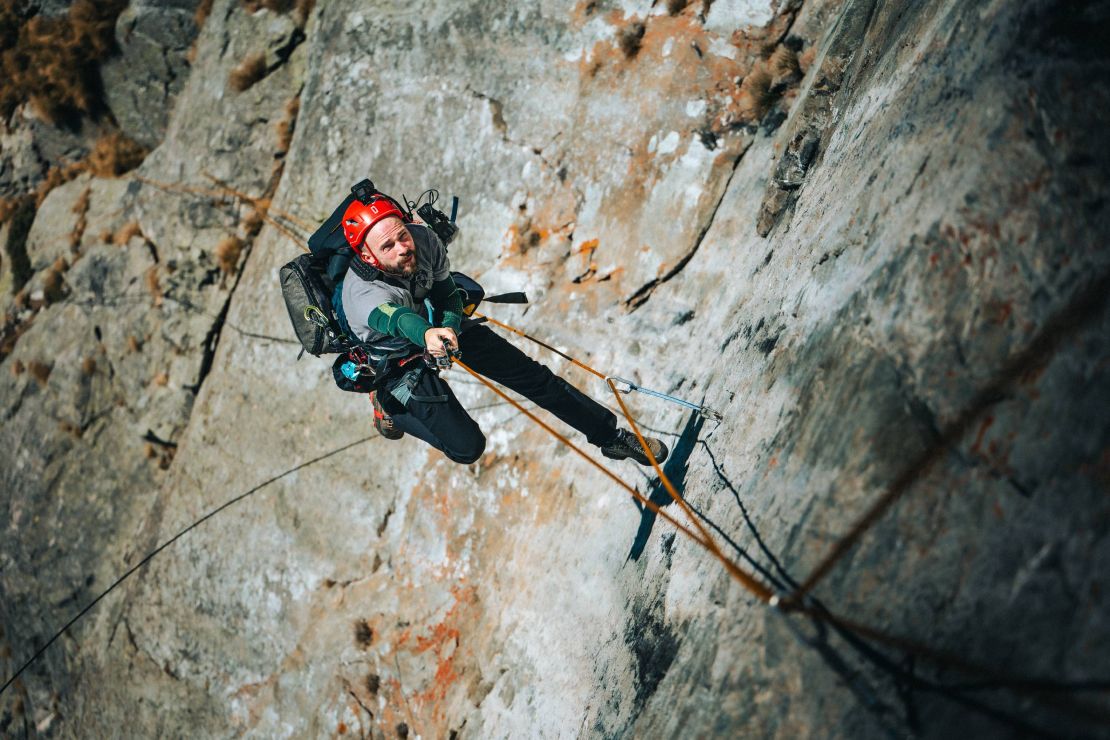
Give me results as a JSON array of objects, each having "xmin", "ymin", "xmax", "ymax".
[
  {"xmin": 600, "ymin": 428, "xmax": 669, "ymax": 466},
  {"xmin": 371, "ymin": 392, "xmax": 404, "ymax": 440}
]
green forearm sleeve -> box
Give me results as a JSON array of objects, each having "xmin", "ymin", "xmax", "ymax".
[
  {"xmin": 429, "ymin": 275, "xmax": 465, "ymax": 331},
  {"xmin": 367, "ymin": 303, "xmax": 433, "ymax": 348}
]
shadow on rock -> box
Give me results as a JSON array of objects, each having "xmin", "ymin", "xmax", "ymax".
[{"xmin": 627, "ymin": 411, "xmax": 704, "ymax": 562}]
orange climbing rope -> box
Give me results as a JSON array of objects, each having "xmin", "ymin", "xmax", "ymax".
[
  {"xmin": 465, "ymin": 312, "xmax": 777, "ymax": 603},
  {"xmin": 477, "ymin": 312, "xmax": 608, "ymax": 380},
  {"xmin": 463, "ymin": 312, "xmax": 1110, "ymax": 723}
]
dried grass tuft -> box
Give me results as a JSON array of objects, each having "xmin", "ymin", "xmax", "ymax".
[
  {"xmin": 0, "ymin": 0, "xmax": 129, "ymax": 123},
  {"xmin": 769, "ymin": 46, "xmax": 801, "ymax": 80},
  {"xmin": 241, "ymin": 0, "xmax": 295, "ymax": 12},
  {"xmin": 737, "ymin": 62, "xmax": 775, "ymax": 123},
  {"xmin": 215, "ymin": 235, "xmax": 245, "ymax": 274},
  {"xmin": 194, "ymin": 0, "xmax": 214, "ymax": 28},
  {"xmin": 27, "ymin": 359, "xmax": 51, "ymax": 386},
  {"xmin": 35, "ymin": 167, "xmax": 69, "ymax": 206},
  {"xmin": 274, "ymin": 96, "xmax": 300, "ymax": 153},
  {"xmin": 85, "ymin": 131, "xmax": 148, "ymax": 177},
  {"xmin": 228, "ymin": 52, "xmax": 267, "ymax": 93},
  {"xmin": 69, "ymin": 186, "xmax": 90, "ymax": 250},
  {"xmin": 617, "ymin": 20, "xmax": 646, "ymax": 59},
  {"xmin": 798, "ymin": 46, "xmax": 817, "ymax": 76},
  {"xmin": 71, "ymin": 187, "xmax": 90, "ymax": 216},
  {"xmin": 353, "ymin": 619, "xmax": 374, "ymax": 648},
  {"xmin": 274, "ymin": 120, "xmax": 292, "ymax": 154},
  {"xmin": 42, "ymin": 256, "xmax": 67, "ymax": 303},
  {"xmin": 240, "ymin": 0, "xmax": 312, "ymax": 27},
  {"xmin": 241, "ymin": 209, "xmax": 264, "ymax": 236},
  {"xmin": 293, "ymin": 0, "xmax": 315, "ymax": 28},
  {"xmin": 113, "ymin": 221, "xmax": 142, "ymax": 246},
  {"xmin": 0, "ymin": 197, "xmax": 22, "ymax": 224}
]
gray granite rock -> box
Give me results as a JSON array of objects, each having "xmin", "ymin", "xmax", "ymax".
[
  {"xmin": 1, "ymin": 0, "xmax": 1108, "ymax": 737},
  {"xmin": 100, "ymin": 0, "xmax": 204, "ymax": 150}
]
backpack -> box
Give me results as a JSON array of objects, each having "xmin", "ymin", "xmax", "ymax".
[{"xmin": 279, "ymin": 179, "xmax": 526, "ymax": 393}]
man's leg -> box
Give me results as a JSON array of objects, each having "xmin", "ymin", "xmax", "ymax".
[
  {"xmin": 379, "ymin": 368, "xmax": 486, "ymax": 464},
  {"xmin": 457, "ymin": 324, "xmax": 618, "ymax": 446}
]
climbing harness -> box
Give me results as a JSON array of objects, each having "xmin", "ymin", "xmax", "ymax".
[{"xmin": 606, "ymin": 376, "xmax": 723, "ymax": 422}]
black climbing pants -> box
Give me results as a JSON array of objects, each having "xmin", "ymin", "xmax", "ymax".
[{"xmin": 378, "ymin": 324, "xmax": 618, "ymax": 464}]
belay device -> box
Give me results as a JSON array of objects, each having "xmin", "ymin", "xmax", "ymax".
[{"xmin": 279, "ymin": 178, "xmax": 528, "ymax": 394}]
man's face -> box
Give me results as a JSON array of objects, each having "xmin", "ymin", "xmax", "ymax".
[{"xmin": 360, "ymin": 216, "xmax": 416, "ymax": 277}]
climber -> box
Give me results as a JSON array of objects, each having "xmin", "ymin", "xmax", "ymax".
[{"xmin": 338, "ymin": 197, "xmax": 670, "ymax": 466}]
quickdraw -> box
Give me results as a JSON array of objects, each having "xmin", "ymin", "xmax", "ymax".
[{"xmin": 606, "ymin": 376, "xmax": 723, "ymax": 422}]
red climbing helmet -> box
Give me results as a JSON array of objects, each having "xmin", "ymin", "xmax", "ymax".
[{"xmin": 341, "ymin": 197, "xmax": 406, "ymax": 249}]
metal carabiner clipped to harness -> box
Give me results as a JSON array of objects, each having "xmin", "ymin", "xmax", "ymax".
[
  {"xmin": 606, "ymin": 376, "xmax": 723, "ymax": 422},
  {"xmin": 434, "ymin": 338, "xmax": 460, "ymax": 371},
  {"xmin": 303, "ymin": 305, "xmax": 330, "ymax": 328}
]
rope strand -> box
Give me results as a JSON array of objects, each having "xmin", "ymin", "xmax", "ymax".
[{"xmin": 0, "ymin": 436, "xmax": 375, "ymax": 698}]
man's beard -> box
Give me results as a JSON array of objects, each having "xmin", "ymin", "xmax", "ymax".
[{"xmin": 382, "ymin": 260, "xmax": 415, "ymax": 279}]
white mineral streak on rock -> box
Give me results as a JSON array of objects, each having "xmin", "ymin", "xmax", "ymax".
[
  {"xmin": 656, "ymin": 130, "xmax": 681, "ymax": 155},
  {"xmin": 703, "ymin": 0, "xmax": 774, "ymax": 34},
  {"xmin": 707, "ymin": 36, "xmax": 738, "ymax": 59}
]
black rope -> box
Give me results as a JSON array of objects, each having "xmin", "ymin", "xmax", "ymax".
[
  {"xmin": 694, "ymin": 438, "xmax": 1110, "ymax": 735},
  {"xmin": 70, "ymin": 293, "xmax": 300, "ymax": 346},
  {"xmin": 0, "ymin": 435, "xmax": 375, "ymax": 698}
]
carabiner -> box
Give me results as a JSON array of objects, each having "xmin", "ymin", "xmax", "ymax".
[{"xmin": 605, "ymin": 376, "xmax": 723, "ymax": 422}]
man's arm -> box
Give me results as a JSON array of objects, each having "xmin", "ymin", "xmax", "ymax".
[
  {"xmin": 366, "ymin": 303, "xmax": 458, "ymax": 354},
  {"xmin": 428, "ymin": 275, "xmax": 465, "ymax": 331},
  {"xmin": 367, "ymin": 303, "xmax": 433, "ymax": 347}
]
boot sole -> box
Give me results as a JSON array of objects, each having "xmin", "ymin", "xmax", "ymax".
[
  {"xmin": 601, "ymin": 444, "xmax": 669, "ymax": 466},
  {"xmin": 372, "ymin": 395, "xmax": 404, "ymax": 440}
]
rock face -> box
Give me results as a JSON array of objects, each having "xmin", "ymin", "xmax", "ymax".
[
  {"xmin": 2, "ymin": 0, "xmax": 1108, "ymax": 737},
  {"xmin": 100, "ymin": 0, "xmax": 205, "ymax": 149}
]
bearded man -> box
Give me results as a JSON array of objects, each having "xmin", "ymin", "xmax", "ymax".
[{"xmin": 337, "ymin": 197, "xmax": 670, "ymax": 467}]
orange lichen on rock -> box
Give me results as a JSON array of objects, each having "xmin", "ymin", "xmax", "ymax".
[{"xmin": 410, "ymin": 586, "xmax": 477, "ymax": 708}]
